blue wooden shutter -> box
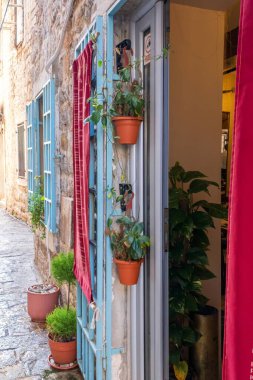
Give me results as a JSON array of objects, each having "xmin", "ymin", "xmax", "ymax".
[
  {"xmin": 43, "ymin": 79, "xmax": 56, "ymax": 232},
  {"xmin": 26, "ymin": 102, "xmax": 35, "ymax": 196}
]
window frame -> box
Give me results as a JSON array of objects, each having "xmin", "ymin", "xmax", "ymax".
[
  {"xmin": 17, "ymin": 122, "xmax": 26, "ymax": 179},
  {"xmin": 15, "ymin": 0, "xmax": 24, "ymax": 47}
]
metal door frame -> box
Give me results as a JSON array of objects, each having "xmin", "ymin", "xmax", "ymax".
[{"xmin": 129, "ymin": 2, "xmax": 166, "ymax": 379}]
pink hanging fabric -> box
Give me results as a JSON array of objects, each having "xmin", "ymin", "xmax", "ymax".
[
  {"xmin": 223, "ymin": 1, "xmax": 253, "ymax": 378},
  {"xmin": 72, "ymin": 41, "xmax": 93, "ymax": 303}
]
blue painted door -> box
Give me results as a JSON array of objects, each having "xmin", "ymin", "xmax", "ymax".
[{"xmin": 75, "ymin": 17, "xmax": 105, "ymax": 380}]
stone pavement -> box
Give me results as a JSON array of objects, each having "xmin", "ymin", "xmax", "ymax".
[{"xmin": 0, "ymin": 208, "xmax": 82, "ymax": 380}]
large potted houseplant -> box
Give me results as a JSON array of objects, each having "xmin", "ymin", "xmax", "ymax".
[
  {"xmin": 27, "ymin": 178, "xmax": 60, "ymax": 322},
  {"xmin": 46, "ymin": 252, "xmax": 77, "ymax": 367},
  {"xmin": 106, "ymin": 215, "xmax": 150, "ymax": 285},
  {"xmin": 169, "ymin": 162, "xmax": 227, "ymax": 380}
]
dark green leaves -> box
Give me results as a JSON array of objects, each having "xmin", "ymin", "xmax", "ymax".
[
  {"xmin": 182, "ymin": 171, "xmax": 206, "ymax": 183},
  {"xmin": 169, "ymin": 163, "xmax": 225, "ymax": 369},
  {"xmin": 188, "ymin": 179, "xmax": 219, "ymax": 194},
  {"xmin": 192, "ymin": 211, "xmax": 215, "ymax": 229}
]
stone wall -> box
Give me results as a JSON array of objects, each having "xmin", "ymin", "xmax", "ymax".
[{"xmin": 1, "ymin": 1, "xmax": 132, "ymax": 379}]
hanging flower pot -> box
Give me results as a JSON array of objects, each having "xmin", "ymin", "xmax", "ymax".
[
  {"xmin": 27, "ymin": 284, "xmax": 59, "ymax": 322},
  {"xmin": 114, "ymin": 258, "xmax": 144, "ymax": 285},
  {"xmin": 112, "ymin": 116, "xmax": 143, "ymax": 145}
]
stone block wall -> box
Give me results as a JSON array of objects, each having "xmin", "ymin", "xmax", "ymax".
[{"xmin": 1, "ymin": 1, "xmax": 131, "ymax": 379}]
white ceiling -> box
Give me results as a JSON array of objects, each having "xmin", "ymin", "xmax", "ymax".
[{"xmin": 172, "ymin": 0, "xmax": 239, "ymax": 11}]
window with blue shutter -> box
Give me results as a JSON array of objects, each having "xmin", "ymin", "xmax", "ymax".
[
  {"xmin": 43, "ymin": 79, "xmax": 56, "ymax": 233},
  {"xmin": 26, "ymin": 102, "xmax": 35, "ymax": 196}
]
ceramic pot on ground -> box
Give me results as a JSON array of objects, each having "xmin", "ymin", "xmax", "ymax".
[
  {"xmin": 190, "ymin": 305, "xmax": 218, "ymax": 380},
  {"xmin": 113, "ymin": 258, "xmax": 144, "ymax": 285},
  {"xmin": 27, "ymin": 284, "xmax": 59, "ymax": 322},
  {"xmin": 48, "ymin": 335, "xmax": 77, "ymax": 365},
  {"xmin": 112, "ymin": 116, "xmax": 143, "ymax": 144}
]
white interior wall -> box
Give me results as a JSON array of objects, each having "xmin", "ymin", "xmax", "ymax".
[{"xmin": 170, "ymin": 3, "xmax": 225, "ymax": 311}]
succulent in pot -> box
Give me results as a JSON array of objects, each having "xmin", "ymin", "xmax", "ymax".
[
  {"xmin": 106, "ymin": 215, "xmax": 150, "ymax": 285},
  {"xmin": 46, "ymin": 252, "xmax": 77, "ymax": 366},
  {"xmin": 27, "ymin": 284, "xmax": 59, "ymax": 323}
]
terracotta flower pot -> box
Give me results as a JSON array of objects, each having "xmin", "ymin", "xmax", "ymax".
[
  {"xmin": 48, "ymin": 335, "xmax": 77, "ymax": 365},
  {"xmin": 113, "ymin": 258, "xmax": 144, "ymax": 285},
  {"xmin": 27, "ymin": 284, "xmax": 59, "ymax": 322},
  {"xmin": 112, "ymin": 116, "xmax": 143, "ymax": 144}
]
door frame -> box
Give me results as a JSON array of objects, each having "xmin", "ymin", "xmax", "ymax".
[{"xmin": 130, "ymin": 1, "xmax": 167, "ymax": 379}]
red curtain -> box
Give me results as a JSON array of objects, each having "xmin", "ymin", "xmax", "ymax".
[
  {"xmin": 73, "ymin": 41, "xmax": 93, "ymax": 303},
  {"xmin": 223, "ymin": 1, "xmax": 253, "ymax": 378}
]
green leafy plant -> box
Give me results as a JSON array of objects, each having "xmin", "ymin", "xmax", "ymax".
[
  {"xmin": 87, "ymin": 65, "xmax": 144, "ymax": 130},
  {"xmin": 46, "ymin": 307, "xmax": 76, "ymax": 342},
  {"xmin": 106, "ymin": 215, "xmax": 150, "ymax": 261},
  {"xmin": 51, "ymin": 252, "xmax": 75, "ymax": 310},
  {"xmin": 28, "ymin": 177, "xmax": 45, "ymax": 236},
  {"xmin": 169, "ymin": 162, "xmax": 227, "ymax": 379}
]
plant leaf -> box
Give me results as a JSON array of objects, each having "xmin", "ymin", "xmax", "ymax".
[
  {"xmin": 173, "ymin": 361, "xmax": 188, "ymax": 380},
  {"xmin": 192, "ymin": 211, "xmax": 214, "ymax": 229},
  {"xmin": 182, "ymin": 171, "xmax": 206, "ymax": 183},
  {"xmin": 188, "ymin": 179, "xmax": 219, "ymax": 194}
]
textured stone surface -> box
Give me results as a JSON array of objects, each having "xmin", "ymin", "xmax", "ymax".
[{"xmin": 0, "ymin": 208, "xmax": 82, "ymax": 379}]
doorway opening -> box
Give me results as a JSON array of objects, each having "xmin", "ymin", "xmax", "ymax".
[{"xmin": 169, "ymin": 0, "xmax": 240, "ymax": 379}]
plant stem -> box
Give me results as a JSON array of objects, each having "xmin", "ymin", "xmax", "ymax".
[{"xmin": 67, "ymin": 281, "xmax": 70, "ymax": 311}]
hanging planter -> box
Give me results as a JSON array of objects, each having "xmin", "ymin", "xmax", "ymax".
[
  {"xmin": 86, "ymin": 66, "xmax": 144, "ymax": 146},
  {"xmin": 112, "ymin": 116, "xmax": 143, "ymax": 145},
  {"xmin": 106, "ymin": 215, "xmax": 150, "ymax": 286},
  {"xmin": 113, "ymin": 258, "xmax": 144, "ymax": 285},
  {"xmin": 27, "ymin": 284, "xmax": 59, "ymax": 322}
]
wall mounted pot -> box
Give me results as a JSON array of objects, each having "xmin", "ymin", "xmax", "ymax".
[
  {"xmin": 114, "ymin": 258, "xmax": 144, "ymax": 285},
  {"xmin": 112, "ymin": 116, "xmax": 143, "ymax": 144},
  {"xmin": 27, "ymin": 284, "xmax": 59, "ymax": 322},
  {"xmin": 48, "ymin": 334, "xmax": 77, "ymax": 365}
]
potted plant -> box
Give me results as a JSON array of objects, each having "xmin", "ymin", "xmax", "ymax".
[
  {"xmin": 27, "ymin": 178, "xmax": 60, "ymax": 322},
  {"xmin": 88, "ymin": 65, "xmax": 144, "ymax": 145},
  {"xmin": 106, "ymin": 215, "xmax": 150, "ymax": 285},
  {"xmin": 46, "ymin": 252, "xmax": 77, "ymax": 366},
  {"xmin": 169, "ymin": 162, "xmax": 227, "ymax": 380},
  {"xmin": 27, "ymin": 283, "xmax": 59, "ymax": 323},
  {"xmin": 110, "ymin": 67, "xmax": 144, "ymax": 144}
]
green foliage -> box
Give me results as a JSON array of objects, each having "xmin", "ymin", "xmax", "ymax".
[
  {"xmin": 28, "ymin": 177, "xmax": 45, "ymax": 236},
  {"xmin": 51, "ymin": 252, "xmax": 75, "ymax": 287},
  {"xmin": 51, "ymin": 252, "xmax": 75, "ymax": 310},
  {"xmin": 111, "ymin": 69, "xmax": 144, "ymax": 117},
  {"xmin": 106, "ymin": 215, "xmax": 150, "ymax": 261},
  {"xmin": 86, "ymin": 61, "xmax": 144, "ymax": 132},
  {"xmin": 169, "ymin": 162, "xmax": 227, "ymax": 376},
  {"xmin": 46, "ymin": 307, "xmax": 76, "ymax": 342}
]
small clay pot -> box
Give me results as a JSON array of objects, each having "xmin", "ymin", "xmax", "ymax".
[
  {"xmin": 48, "ymin": 335, "xmax": 77, "ymax": 365},
  {"xmin": 27, "ymin": 284, "xmax": 59, "ymax": 322},
  {"xmin": 112, "ymin": 116, "xmax": 143, "ymax": 144},
  {"xmin": 113, "ymin": 258, "xmax": 144, "ymax": 285}
]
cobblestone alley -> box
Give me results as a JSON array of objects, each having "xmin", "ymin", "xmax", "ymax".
[{"xmin": 0, "ymin": 209, "xmax": 81, "ymax": 380}]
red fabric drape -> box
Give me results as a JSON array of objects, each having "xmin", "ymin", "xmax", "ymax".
[
  {"xmin": 223, "ymin": 1, "xmax": 253, "ymax": 378},
  {"xmin": 73, "ymin": 41, "xmax": 93, "ymax": 303}
]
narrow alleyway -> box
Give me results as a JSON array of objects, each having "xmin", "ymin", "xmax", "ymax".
[{"xmin": 0, "ymin": 208, "xmax": 82, "ymax": 380}]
